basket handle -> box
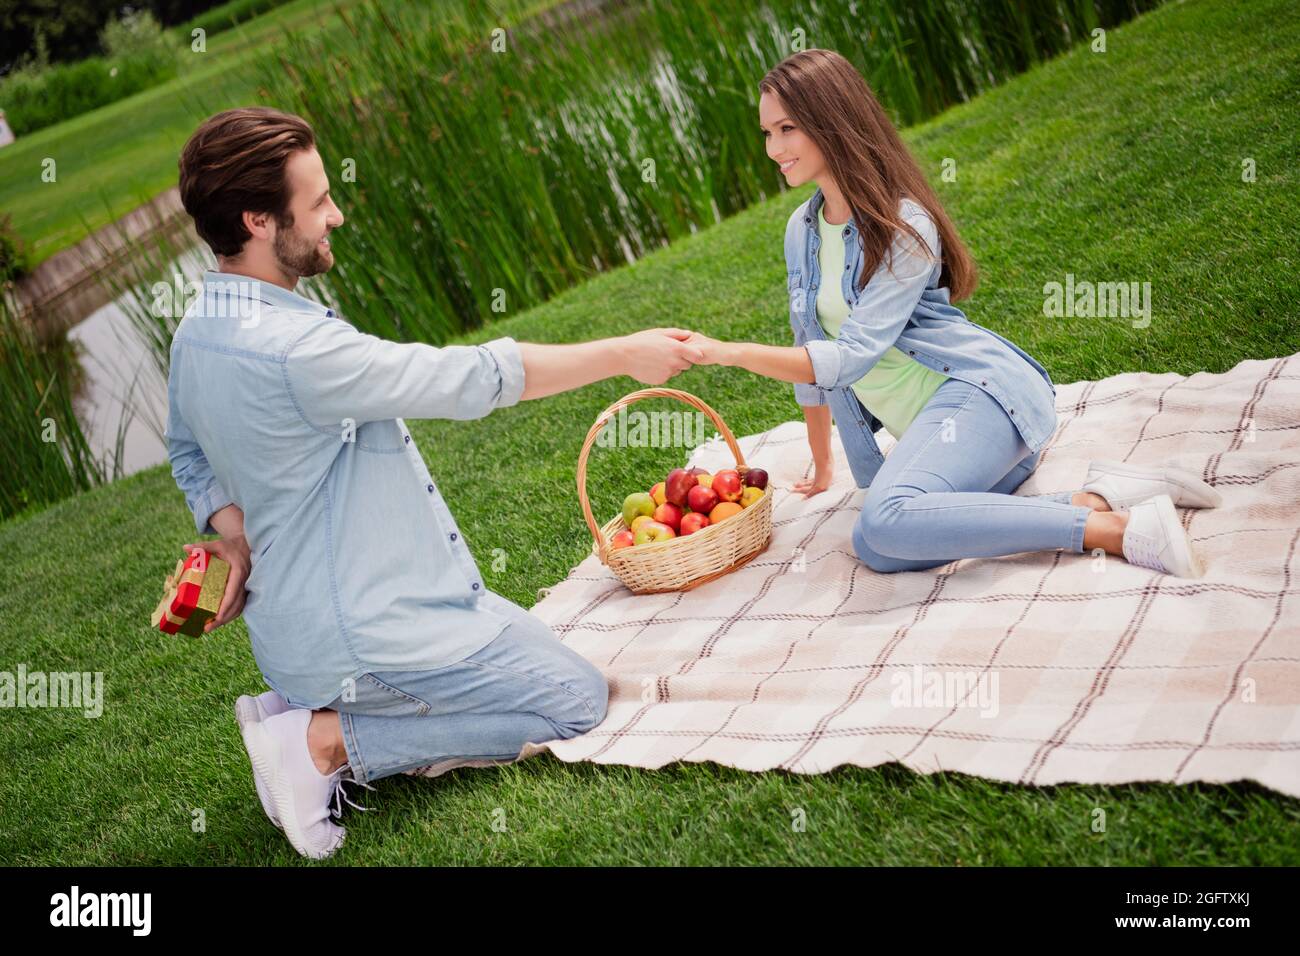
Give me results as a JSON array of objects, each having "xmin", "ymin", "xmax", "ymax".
[{"xmin": 578, "ymin": 387, "xmax": 749, "ymax": 565}]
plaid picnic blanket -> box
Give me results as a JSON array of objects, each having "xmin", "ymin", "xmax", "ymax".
[{"xmin": 420, "ymin": 353, "xmax": 1300, "ymax": 797}]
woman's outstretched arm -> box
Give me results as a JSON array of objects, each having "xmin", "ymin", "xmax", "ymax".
[
  {"xmin": 689, "ymin": 333, "xmax": 835, "ymax": 496},
  {"xmin": 687, "ymin": 335, "xmax": 816, "ymax": 385}
]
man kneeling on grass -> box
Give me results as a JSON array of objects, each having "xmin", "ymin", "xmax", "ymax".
[{"xmin": 169, "ymin": 107, "xmax": 703, "ymax": 859}]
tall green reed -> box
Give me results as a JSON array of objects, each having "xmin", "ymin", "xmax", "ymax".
[
  {"xmin": 1, "ymin": 197, "xmax": 202, "ymax": 522},
  {"xmin": 0, "ymin": 294, "xmax": 121, "ymax": 522},
  {"xmin": 262, "ymin": 0, "xmax": 1161, "ymax": 344},
  {"xmin": 0, "ymin": 0, "xmax": 540, "ymax": 520},
  {"xmin": 0, "ymin": 0, "xmax": 1157, "ymax": 519}
]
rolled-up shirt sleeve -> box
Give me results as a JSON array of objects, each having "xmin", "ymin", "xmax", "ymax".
[
  {"xmin": 803, "ymin": 204, "xmax": 940, "ymax": 391},
  {"xmin": 790, "ymin": 306, "xmax": 828, "ymax": 408},
  {"xmin": 284, "ymin": 318, "xmax": 527, "ymax": 428}
]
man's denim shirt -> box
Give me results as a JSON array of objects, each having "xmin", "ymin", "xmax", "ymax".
[
  {"xmin": 786, "ymin": 189, "xmax": 1059, "ymax": 488},
  {"xmin": 165, "ymin": 270, "xmax": 526, "ymax": 708}
]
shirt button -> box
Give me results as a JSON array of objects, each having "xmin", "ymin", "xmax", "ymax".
[
  {"xmin": 981, "ymin": 380, "xmax": 987, "ymax": 386},
  {"xmin": 404, "ymin": 435, "xmax": 410, "ymax": 444},
  {"xmin": 1010, "ymin": 409, "xmax": 1015, "ymax": 415},
  {"xmin": 427, "ymin": 483, "xmax": 434, "ymax": 492},
  {"xmin": 472, "ymin": 583, "xmax": 480, "ymax": 590},
  {"xmin": 450, "ymin": 533, "xmax": 457, "ymax": 541},
  {"xmin": 943, "ymin": 366, "xmax": 950, "ymax": 372},
  {"xmin": 908, "ymin": 350, "xmax": 915, "ymax": 356}
]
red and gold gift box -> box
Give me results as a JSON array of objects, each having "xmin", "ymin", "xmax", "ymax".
[{"xmin": 150, "ymin": 549, "xmax": 231, "ymax": 636}]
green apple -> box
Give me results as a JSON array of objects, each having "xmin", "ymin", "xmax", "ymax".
[
  {"xmin": 622, "ymin": 491, "xmax": 655, "ymax": 526},
  {"xmin": 633, "ymin": 520, "xmax": 676, "ymax": 545}
]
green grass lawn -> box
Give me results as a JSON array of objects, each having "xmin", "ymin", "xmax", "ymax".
[
  {"xmin": 1, "ymin": 0, "xmax": 1297, "ymax": 865},
  {"xmin": 0, "ymin": 0, "xmax": 362, "ymax": 266},
  {"xmin": 0, "ymin": 0, "xmax": 560, "ymax": 268}
]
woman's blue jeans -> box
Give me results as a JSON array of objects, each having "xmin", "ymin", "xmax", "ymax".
[
  {"xmin": 852, "ymin": 377, "xmax": 1093, "ymax": 573},
  {"xmin": 328, "ymin": 590, "xmax": 609, "ymax": 784}
]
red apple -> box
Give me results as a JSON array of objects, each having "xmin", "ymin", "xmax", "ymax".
[
  {"xmin": 653, "ymin": 502, "xmax": 683, "ymax": 532},
  {"xmin": 687, "ymin": 467, "xmax": 710, "ymax": 477},
  {"xmin": 687, "ymin": 483, "xmax": 718, "ymax": 514},
  {"xmin": 633, "ymin": 520, "xmax": 676, "ymax": 545},
  {"xmin": 742, "ymin": 467, "xmax": 768, "ymax": 490},
  {"xmin": 712, "ymin": 469, "xmax": 742, "ymax": 503},
  {"xmin": 611, "ymin": 530, "xmax": 635, "ymax": 549},
  {"xmin": 650, "ymin": 481, "xmax": 667, "ymax": 506},
  {"xmin": 664, "ymin": 467, "xmax": 698, "ymax": 507},
  {"xmin": 679, "ymin": 512, "xmax": 711, "ymax": 535}
]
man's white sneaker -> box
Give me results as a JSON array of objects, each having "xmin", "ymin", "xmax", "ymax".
[
  {"xmin": 1082, "ymin": 458, "xmax": 1223, "ymax": 513},
  {"xmin": 1120, "ymin": 494, "xmax": 1204, "ymax": 578},
  {"xmin": 240, "ymin": 707, "xmax": 352, "ymax": 859},
  {"xmin": 234, "ymin": 691, "xmax": 294, "ymax": 829},
  {"xmin": 253, "ymin": 689, "xmax": 293, "ymax": 721}
]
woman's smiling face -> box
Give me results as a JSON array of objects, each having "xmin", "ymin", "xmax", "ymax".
[{"xmin": 759, "ymin": 90, "xmax": 826, "ymax": 187}]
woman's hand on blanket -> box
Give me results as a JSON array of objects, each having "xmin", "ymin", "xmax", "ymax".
[
  {"xmin": 180, "ymin": 534, "xmax": 251, "ymax": 633},
  {"xmin": 792, "ymin": 460, "xmax": 834, "ymax": 498}
]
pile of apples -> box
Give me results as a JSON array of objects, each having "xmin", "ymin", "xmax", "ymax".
[{"xmin": 614, "ymin": 466, "xmax": 768, "ymax": 548}]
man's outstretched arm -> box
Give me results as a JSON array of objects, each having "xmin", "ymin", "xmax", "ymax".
[
  {"xmin": 286, "ymin": 322, "xmax": 704, "ymax": 428},
  {"xmin": 518, "ymin": 328, "xmax": 702, "ymax": 401}
]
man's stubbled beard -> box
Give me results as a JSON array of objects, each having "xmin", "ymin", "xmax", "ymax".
[{"xmin": 272, "ymin": 208, "xmax": 331, "ymax": 278}]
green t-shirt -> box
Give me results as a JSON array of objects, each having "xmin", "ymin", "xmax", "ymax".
[{"xmin": 814, "ymin": 206, "xmax": 948, "ymax": 440}]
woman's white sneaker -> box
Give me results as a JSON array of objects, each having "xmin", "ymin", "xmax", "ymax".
[
  {"xmin": 1082, "ymin": 458, "xmax": 1223, "ymax": 513},
  {"xmin": 234, "ymin": 691, "xmax": 294, "ymax": 829},
  {"xmin": 240, "ymin": 707, "xmax": 348, "ymax": 859},
  {"xmin": 1120, "ymin": 494, "xmax": 1204, "ymax": 578}
]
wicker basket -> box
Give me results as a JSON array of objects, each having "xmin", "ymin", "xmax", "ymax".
[{"xmin": 578, "ymin": 387, "xmax": 773, "ymax": 594}]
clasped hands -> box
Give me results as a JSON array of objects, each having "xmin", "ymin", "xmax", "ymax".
[
  {"xmin": 624, "ymin": 328, "xmax": 833, "ymax": 500},
  {"xmin": 622, "ymin": 327, "xmax": 730, "ymax": 386}
]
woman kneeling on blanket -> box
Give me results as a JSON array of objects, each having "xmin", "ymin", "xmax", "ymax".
[{"xmin": 685, "ymin": 50, "xmax": 1220, "ymax": 577}]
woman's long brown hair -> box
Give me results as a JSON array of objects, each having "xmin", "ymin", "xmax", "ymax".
[{"xmin": 761, "ymin": 49, "xmax": 978, "ymax": 301}]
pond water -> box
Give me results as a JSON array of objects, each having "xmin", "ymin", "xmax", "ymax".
[{"xmin": 68, "ymin": 292, "xmax": 169, "ymax": 477}]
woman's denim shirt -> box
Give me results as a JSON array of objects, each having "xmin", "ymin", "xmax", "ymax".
[{"xmin": 785, "ymin": 188, "xmax": 1059, "ymax": 488}]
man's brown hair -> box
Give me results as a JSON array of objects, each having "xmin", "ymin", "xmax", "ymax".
[{"xmin": 178, "ymin": 107, "xmax": 316, "ymax": 258}]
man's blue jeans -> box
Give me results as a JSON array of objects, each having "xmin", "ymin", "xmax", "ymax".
[
  {"xmin": 329, "ymin": 590, "xmax": 609, "ymax": 784},
  {"xmin": 852, "ymin": 377, "xmax": 1093, "ymax": 572}
]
